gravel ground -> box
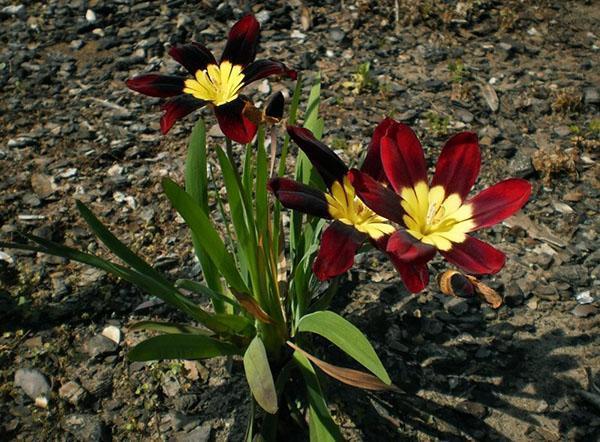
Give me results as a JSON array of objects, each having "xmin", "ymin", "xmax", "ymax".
[{"xmin": 1, "ymin": 0, "xmax": 599, "ymax": 441}]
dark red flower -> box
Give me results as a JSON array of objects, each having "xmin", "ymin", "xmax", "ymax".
[
  {"xmin": 126, "ymin": 15, "xmax": 296, "ymax": 143},
  {"xmin": 350, "ymin": 125, "xmax": 532, "ymax": 293},
  {"xmin": 269, "ymin": 119, "xmax": 401, "ymax": 280}
]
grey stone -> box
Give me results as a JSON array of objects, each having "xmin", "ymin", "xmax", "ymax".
[
  {"xmin": 572, "ymin": 304, "xmax": 597, "ymax": 318},
  {"xmin": 329, "ymin": 28, "xmax": 345, "ymax": 42},
  {"xmin": 85, "ymin": 334, "xmax": 118, "ymax": 359},
  {"xmin": 59, "ymin": 381, "xmax": 87, "ymax": 405},
  {"xmin": 63, "ymin": 414, "xmax": 109, "ymax": 442},
  {"xmin": 1, "ymin": 4, "xmax": 26, "ymax": 18},
  {"xmin": 457, "ymin": 400, "xmax": 488, "ymax": 418},
  {"xmin": 8, "ymin": 137, "xmax": 37, "ymax": 148},
  {"xmin": 255, "ymin": 10, "xmax": 271, "ymax": 25},
  {"xmin": 14, "ymin": 368, "xmax": 50, "ymax": 400},
  {"xmin": 80, "ymin": 367, "xmax": 113, "ymax": 398},
  {"xmin": 454, "ymin": 107, "xmax": 474, "ymax": 123},
  {"xmin": 504, "ymin": 283, "xmax": 524, "ymax": 307},
  {"xmin": 533, "ymin": 285, "xmax": 559, "ymax": 301},
  {"xmin": 583, "ymin": 87, "xmax": 599, "ymax": 105},
  {"xmin": 444, "ymin": 297, "xmax": 469, "ymax": 316},
  {"xmin": 509, "ymin": 148, "xmax": 535, "ymax": 178},
  {"xmin": 174, "ymin": 424, "xmax": 211, "ymax": 442}
]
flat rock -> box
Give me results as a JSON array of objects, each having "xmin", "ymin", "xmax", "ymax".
[
  {"xmin": 85, "ymin": 334, "xmax": 118, "ymax": 359},
  {"xmin": 174, "ymin": 424, "xmax": 211, "ymax": 442},
  {"xmin": 63, "ymin": 414, "xmax": 109, "ymax": 442},
  {"xmin": 14, "ymin": 368, "xmax": 50, "ymax": 400},
  {"xmin": 59, "ymin": 381, "xmax": 87, "ymax": 405},
  {"xmin": 571, "ymin": 304, "xmax": 597, "ymax": 318}
]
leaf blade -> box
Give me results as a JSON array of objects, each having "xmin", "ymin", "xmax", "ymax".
[
  {"xmin": 293, "ymin": 350, "xmax": 342, "ymax": 442},
  {"xmin": 243, "ymin": 336, "xmax": 278, "ymax": 414},
  {"xmin": 296, "ymin": 311, "xmax": 391, "ymax": 385},
  {"xmin": 288, "ymin": 341, "xmax": 397, "ymax": 392},
  {"xmin": 127, "ymin": 334, "xmax": 240, "ymax": 361},
  {"xmin": 162, "ymin": 177, "xmax": 249, "ymax": 295}
]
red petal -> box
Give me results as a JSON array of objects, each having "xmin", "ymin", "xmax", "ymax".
[
  {"xmin": 126, "ymin": 74, "xmax": 185, "ymax": 97},
  {"xmin": 313, "ymin": 222, "xmax": 365, "ymax": 280},
  {"xmin": 287, "ymin": 126, "xmax": 348, "ymax": 188},
  {"xmin": 441, "ymin": 236, "xmax": 506, "ymax": 274},
  {"xmin": 268, "ymin": 178, "xmax": 330, "ymax": 219},
  {"xmin": 168, "ymin": 42, "xmax": 217, "ymax": 76},
  {"xmin": 431, "ymin": 132, "xmax": 480, "ymax": 200},
  {"xmin": 160, "ymin": 96, "xmax": 205, "ymax": 134},
  {"xmin": 214, "ymin": 97, "xmax": 257, "ymax": 144},
  {"xmin": 388, "ymin": 256, "xmax": 431, "ymax": 293},
  {"xmin": 386, "ymin": 230, "xmax": 436, "ymax": 264},
  {"xmin": 221, "ymin": 15, "xmax": 260, "ymax": 67},
  {"xmin": 348, "ymin": 169, "xmax": 404, "ymax": 224},
  {"xmin": 468, "ymin": 179, "xmax": 532, "ymax": 230},
  {"xmin": 381, "ymin": 124, "xmax": 427, "ymax": 193},
  {"xmin": 360, "ymin": 117, "xmax": 397, "ymax": 182},
  {"xmin": 242, "ymin": 59, "xmax": 297, "ymax": 85}
]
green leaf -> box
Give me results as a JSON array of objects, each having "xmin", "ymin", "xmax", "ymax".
[
  {"xmin": 185, "ymin": 119, "xmax": 208, "ymax": 208},
  {"xmin": 2, "ymin": 236, "xmax": 246, "ymax": 336},
  {"xmin": 129, "ymin": 321, "xmax": 212, "ymax": 335},
  {"xmin": 175, "ymin": 279, "xmax": 240, "ymax": 308},
  {"xmin": 255, "ymin": 125, "xmax": 268, "ymax": 239},
  {"xmin": 296, "ymin": 311, "xmax": 391, "ymax": 385},
  {"xmin": 162, "ymin": 177, "xmax": 249, "ymax": 295},
  {"xmin": 293, "ymin": 351, "xmax": 342, "ymax": 442},
  {"xmin": 243, "ymin": 336, "xmax": 278, "ymax": 414},
  {"xmin": 303, "ymin": 74, "xmax": 324, "ymax": 138},
  {"xmin": 5, "ymin": 235, "xmax": 205, "ymax": 321},
  {"xmin": 127, "ymin": 334, "xmax": 240, "ymax": 361},
  {"xmin": 185, "ymin": 118, "xmax": 224, "ymax": 312},
  {"xmin": 76, "ymin": 201, "xmax": 170, "ymax": 288}
]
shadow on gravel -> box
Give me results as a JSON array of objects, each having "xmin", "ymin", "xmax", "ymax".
[{"xmin": 325, "ymin": 280, "xmax": 592, "ymax": 441}]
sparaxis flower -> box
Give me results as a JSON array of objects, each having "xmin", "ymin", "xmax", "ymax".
[
  {"xmin": 350, "ymin": 124, "xmax": 532, "ymax": 293},
  {"xmin": 269, "ymin": 119, "xmax": 401, "ymax": 280},
  {"xmin": 126, "ymin": 15, "xmax": 296, "ymax": 143}
]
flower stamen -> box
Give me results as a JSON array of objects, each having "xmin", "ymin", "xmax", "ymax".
[
  {"xmin": 325, "ymin": 176, "xmax": 395, "ymax": 240},
  {"xmin": 183, "ymin": 61, "xmax": 245, "ymax": 106}
]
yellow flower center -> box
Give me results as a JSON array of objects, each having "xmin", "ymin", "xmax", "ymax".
[
  {"xmin": 401, "ymin": 182, "xmax": 475, "ymax": 251},
  {"xmin": 325, "ymin": 176, "xmax": 395, "ymax": 240},
  {"xmin": 183, "ymin": 61, "xmax": 245, "ymax": 106}
]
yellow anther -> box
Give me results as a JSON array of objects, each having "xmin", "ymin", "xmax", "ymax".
[
  {"xmin": 401, "ymin": 182, "xmax": 475, "ymax": 251},
  {"xmin": 183, "ymin": 61, "xmax": 245, "ymax": 106},
  {"xmin": 325, "ymin": 176, "xmax": 395, "ymax": 240}
]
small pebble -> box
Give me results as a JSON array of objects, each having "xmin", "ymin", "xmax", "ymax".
[
  {"xmin": 14, "ymin": 368, "xmax": 50, "ymax": 401},
  {"xmin": 572, "ymin": 304, "xmax": 597, "ymax": 318}
]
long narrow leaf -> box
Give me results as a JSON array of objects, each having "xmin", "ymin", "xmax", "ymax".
[
  {"xmin": 2, "ymin": 237, "xmax": 245, "ymax": 336},
  {"xmin": 255, "ymin": 125, "xmax": 269, "ymax": 240},
  {"xmin": 303, "ymin": 73, "xmax": 324, "ymax": 138},
  {"xmin": 293, "ymin": 350, "xmax": 342, "ymax": 442},
  {"xmin": 175, "ymin": 279, "xmax": 240, "ymax": 308},
  {"xmin": 296, "ymin": 311, "xmax": 391, "ymax": 385},
  {"xmin": 129, "ymin": 321, "xmax": 212, "ymax": 335},
  {"xmin": 185, "ymin": 119, "xmax": 224, "ymax": 312},
  {"xmin": 128, "ymin": 334, "xmax": 240, "ymax": 361},
  {"xmin": 289, "ymin": 341, "xmax": 396, "ymax": 392},
  {"xmin": 162, "ymin": 177, "xmax": 249, "ymax": 295},
  {"xmin": 76, "ymin": 201, "xmax": 170, "ymax": 287}
]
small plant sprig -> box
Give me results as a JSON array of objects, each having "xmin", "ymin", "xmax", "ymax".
[{"xmin": 342, "ymin": 61, "xmax": 377, "ymax": 95}]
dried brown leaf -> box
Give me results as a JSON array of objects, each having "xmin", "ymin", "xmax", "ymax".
[
  {"xmin": 287, "ymin": 341, "xmax": 399, "ymax": 392},
  {"xmin": 232, "ymin": 291, "xmax": 274, "ymax": 324}
]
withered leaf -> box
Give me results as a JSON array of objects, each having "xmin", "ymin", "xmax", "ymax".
[
  {"xmin": 232, "ymin": 291, "xmax": 275, "ymax": 324},
  {"xmin": 287, "ymin": 341, "xmax": 399, "ymax": 392}
]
